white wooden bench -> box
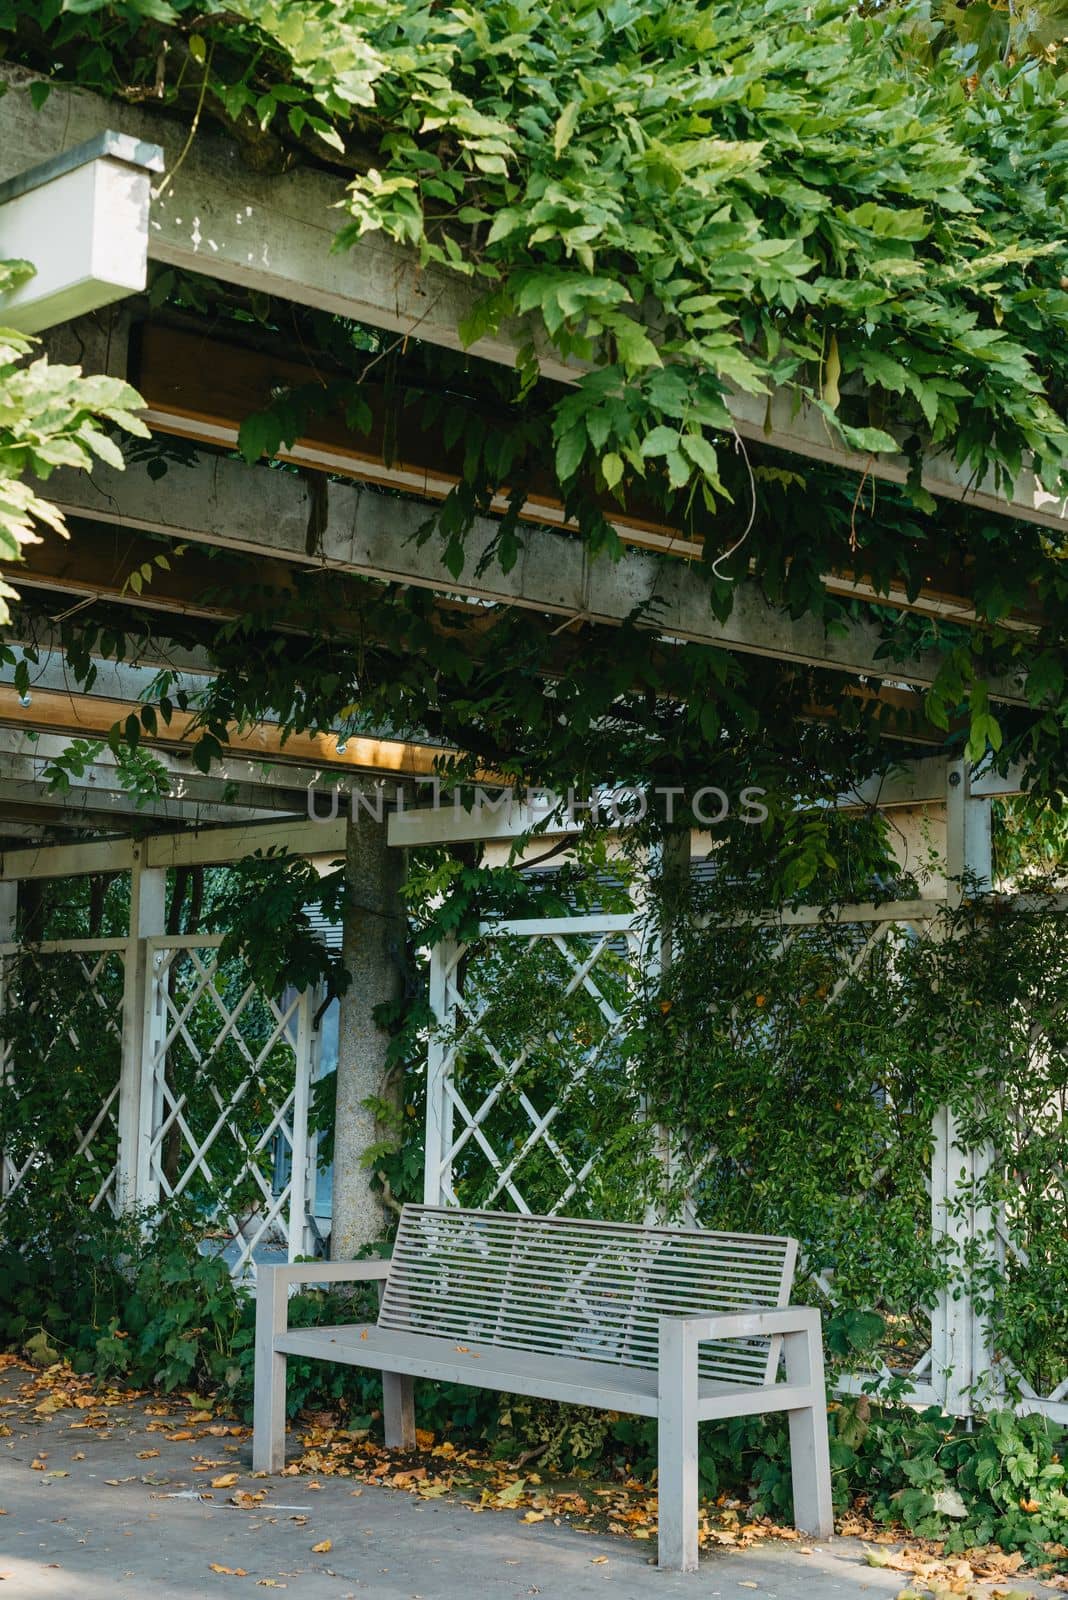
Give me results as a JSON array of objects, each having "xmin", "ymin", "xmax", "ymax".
[{"xmin": 253, "ymin": 1204, "xmax": 833, "ymax": 1571}]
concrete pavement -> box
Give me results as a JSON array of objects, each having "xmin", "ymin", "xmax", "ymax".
[{"xmin": 0, "ymin": 1362, "xmax": 1052, "ymax": 1600}]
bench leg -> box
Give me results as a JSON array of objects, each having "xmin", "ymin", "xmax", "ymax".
[
  {"xmin": 657, "ymin": 1320, "xmax": 700, "ymax": 1572},
  {"xmin": 382, "ymin": 1372, "xmax": 416, "ymax": 1450},
  {"xmin": 253, "ymin": 1267, "xmax": 288, "ymax": 1473},
  {"xmin": 784, "ymin": 1325, "xmax": 834, "ymax": 1540}
]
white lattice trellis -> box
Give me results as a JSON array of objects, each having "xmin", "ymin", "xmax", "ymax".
[
  {"xmin": 136, "ymin": 935, "xmax": 318, "ymax": 1281},
  {"xmin": 0, "ymin": 939, "xmax": 126, "ymax": 1214},
  {"xmin": 425, "ymin": 913, "xmax": 644, "ymax": 1217}
]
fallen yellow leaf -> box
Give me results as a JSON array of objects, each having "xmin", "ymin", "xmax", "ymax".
[
  {"xmin": 311, "ymin": 1539, "xmax": 332, "ymax": 1554},
  {"xmin": 522, "ymin": 1511, "xmax": 545, "ymax": 1524},
  {"xmin": 208, "ymin": 1564, "xmax": 248, "ymax": 1577},
  {"xmin": 496, "ymin": 1478, "xmax": 527, "ymax": 1507},
  {"xmin": 591, "ymin": 1555, "xmax": 609, "ymax": 1564},
  {"xmin": 211, "ymin": 1473, "xmax": 239, "ymax": 1489}
]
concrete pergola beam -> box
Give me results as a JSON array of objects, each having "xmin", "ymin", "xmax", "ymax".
[
  {"xmin": 43, "ymin": 453, "xmax": 1029, "ymax": 702},
  {"xmin": 2, "ymin": 65, "xmax": 1066, "ymax": 535}
]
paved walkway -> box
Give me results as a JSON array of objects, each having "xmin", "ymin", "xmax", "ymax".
[{"xmin": 0, "ymin": 1364, "xmax": 1052, "ymax": 1599}]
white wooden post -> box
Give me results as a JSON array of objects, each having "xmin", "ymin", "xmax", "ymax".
[
  {"xmin": 332, "ymin": 811, "xmax": 406, "ymax": 1254},
  {"xmin": 423, "ymin": 935, "xmax": 458, "ymax": 1206},
  {"xmin": 287, "ymin": 989, "xmax": 316, "ymax": 1261},
  {"xmin": 929, "ymin": 761, "xmax": 996, "ymax": 1415},
  {"xmin": 931, "ymin": 1104, "xmax": 973, "ymax": 1415},
  {"xmin": 945, "ymin": 760, "xmax": 993, "ymax": 893},
  {"xmin": 639, "ymin": 831, "xmax": 690, "ymax": 1224},
  {"xmin": 117, "ymin": 850, "xmax": 165, "ymax": 1211},
  {"xmin": 0, "ymin": 880, "xmax": 16, "ymax": 1199},
  {"xmin": 657, "ymin": 1316, "xmax": 700, "ymax": 1571}
]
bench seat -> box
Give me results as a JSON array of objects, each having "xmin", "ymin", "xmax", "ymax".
[{"xmin": 276, "ymin": 1321, "xmax": 819, "ymax": 1423}]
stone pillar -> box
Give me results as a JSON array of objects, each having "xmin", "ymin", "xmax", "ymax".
[{"xmin": 331, "ymin": 811, "xmax": 406, "ymax": 1258}]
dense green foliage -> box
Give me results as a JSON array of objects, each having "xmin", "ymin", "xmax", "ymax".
[
  {"xmin": 0, "ymin": 288, "xmax": 148, "ymax": 623},
  {"xmin": 362, "ymin": 848, "xmax": 1066, "ymax": 1407},
  {"xmin": 639, "ymin": 880, "xmax": 1068, "ymax": 1398},
  {"xmin": 13, "ymin": 0, "xmax": 1068, "ymax": 502},
  {"xmin": 4, "ymin": 0, "xmax": 1068, "ymax": 793}
]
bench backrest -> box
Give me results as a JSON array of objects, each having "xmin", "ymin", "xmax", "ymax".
[{"xmin": 377, "ymin": 1205, "xmax": 797, "ymax": 1387}]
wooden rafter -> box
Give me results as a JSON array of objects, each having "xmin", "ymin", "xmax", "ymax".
[
  {"xmin": 0, "ymin": 815, "xmax": 348, "ymax": 880},
  {"xmin": 0, "ymin": 683, "xmax": 452, "ymax": 779}
]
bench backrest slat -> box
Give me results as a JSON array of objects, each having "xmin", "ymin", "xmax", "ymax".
[{"xmin": 377, "ymin": 1206, "xmax": 797, "ymax": 1387}]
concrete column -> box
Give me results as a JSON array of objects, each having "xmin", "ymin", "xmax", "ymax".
[{"xmin": 331, "ymin": 810, "xmax": 406, "ymax": 1257}]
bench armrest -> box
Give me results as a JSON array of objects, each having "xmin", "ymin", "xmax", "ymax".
[
  {"xmin": 256, "ymin": 1259, "xmax": 392, "ymax": 1347},
  {"xmin": 657, "ymin": 1306, "xmax": 826, "ymax": 1409},
  {"xmin": 659, "ymin": 1305, "xmax": 821, "ymax": 1344},
  {"xmin": 260, "ymin": 1259, "xmax": 392, "ymax": 1289}
]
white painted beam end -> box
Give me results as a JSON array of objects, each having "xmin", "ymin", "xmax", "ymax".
[{"xmin": 0, "ymin": 130, "xmax": 163, "ymax": 334}]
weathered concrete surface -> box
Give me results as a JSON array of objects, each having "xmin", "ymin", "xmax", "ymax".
[
  {"xmin": 332, "ymin": 810, "xmax": 407, "ymax": 1256},
  {"xmin": 0, "ymin": 1365, "xmax": 1051, "ymax": 1600}
]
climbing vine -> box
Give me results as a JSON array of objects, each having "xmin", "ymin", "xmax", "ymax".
[{"xmin": 3, "ymin": 3, "xmax": 1068, "ymax": 786}]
